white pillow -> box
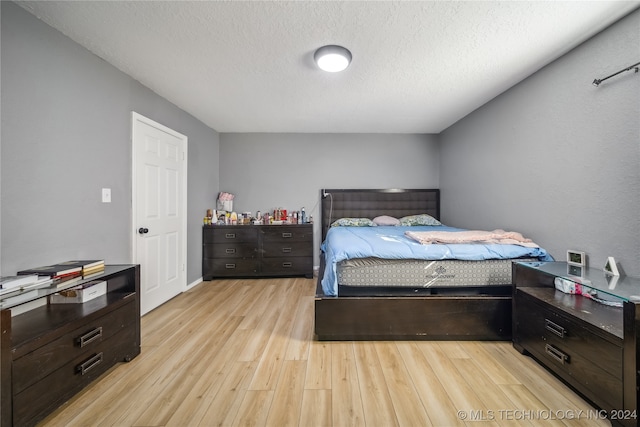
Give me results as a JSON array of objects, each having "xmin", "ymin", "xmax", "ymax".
[{"xmin": 372, "ymin": 215, "xmax": 400, "ymax": 226}]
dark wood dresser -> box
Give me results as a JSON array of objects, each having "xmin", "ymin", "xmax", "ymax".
[
  {"xmin": 513, "ymin": 262, "xmax": 639, "ymax": 427},
  {"xmin": 0, "ymin": 265, "xmax": 140, "ymax": 427},
  {"xmin": 202, "ymin": 224, "xmax": 313, "ymax": 279}
]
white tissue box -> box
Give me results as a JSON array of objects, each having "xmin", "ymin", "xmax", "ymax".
[{"xmin": 50, "ymin": 280, "xmax": 106, "ymax": 304}]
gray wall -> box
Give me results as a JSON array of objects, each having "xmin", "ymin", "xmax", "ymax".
[
  {"xmin": 220, "ymin": 133, "xmax": 440, "ymax": 264},
  {"xmin": 440, "ymin": 9, "xmax": 640, "ymax": 277},
  {"xmin": 3, "ymin": 0, "xmax": 639, "ymax": 284},
  {"xmin": 1, "ymin": 2, "xmax": 220, "ymax": 283}
]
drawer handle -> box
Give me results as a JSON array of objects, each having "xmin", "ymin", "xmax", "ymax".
[
  {"xmin": 282, "ymin": 247, "xmax": 292, "ymax": 253},
  {"xmin": 545, "ymin": 319, "xmax": 566, "ymax": 338},
  {"xmin": 225, "ymin": 233, "xmax": 236, "ymax": 239},
  {"xmin": 225, "ymin": 263, "xmax": 236, "ymax": 269},
  {"xmin": 545, "ymin": 344, "xmax": 569, "ymax": 365},
  {"xmin": 77, "ymin": 352, "xmax": 103, "ymax": 375},
  {"xmin": 282, "ymin": 232, "xmax": 292, "ymax": 238},
  {"xmin": 77, "ymin": 327, "xmax": 103, "ymax": 348},
  {"xmin": 225, "ymin": 248, "xmax": 236, "ymax": 254},
  {"xmin": 282, "ymin": 262, "xmax": 293, "ymax": 268}
]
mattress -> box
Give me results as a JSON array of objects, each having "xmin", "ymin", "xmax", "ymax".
[
  {"xmin": 321, "ymin": 225, "xmax": 553, "ymax": 296},
  {"xmin": 337, "ymin": 257, "xmax": 537, "ymax": 288}
]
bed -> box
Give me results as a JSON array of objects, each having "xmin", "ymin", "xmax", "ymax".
[{"xmin": 314, "ymin": 188, "xmax": 553, "ymax": 341}]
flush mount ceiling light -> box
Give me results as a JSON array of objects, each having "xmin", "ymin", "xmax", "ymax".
[{"xmin": 314, "ymin": 45, "xmax": 352, "ymax": 72}]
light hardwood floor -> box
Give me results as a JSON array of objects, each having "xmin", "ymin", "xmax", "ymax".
[{"xmin": 40, "ymin": 277, "xmax": 611, "ymax": 427}]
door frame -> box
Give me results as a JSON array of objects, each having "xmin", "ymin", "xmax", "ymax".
[{"xmin": 131, "ymin": 111, "xmax": 188, "ymax": 310}]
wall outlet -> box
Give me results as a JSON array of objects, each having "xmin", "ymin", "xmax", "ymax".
[{"xmin": 102, "ymin": 188, "xmax": 111, "ymax": 203}]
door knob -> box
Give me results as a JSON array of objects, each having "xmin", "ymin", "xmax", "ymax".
[{"xmin": 138, "ymin": 228, "xmax": 149, "ymax": 234}]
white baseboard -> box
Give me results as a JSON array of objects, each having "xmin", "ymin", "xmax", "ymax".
[{"xmin": 186, "ymin": 277, "xmax": 203, "ymax": 290}]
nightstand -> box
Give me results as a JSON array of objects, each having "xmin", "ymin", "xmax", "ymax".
[{"xmin": 513, "ymin": 261, "xmax": 639, "ymax": 426}]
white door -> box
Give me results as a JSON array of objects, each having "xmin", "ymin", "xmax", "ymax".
[{"xmin": 132, "ymin": 112, "xmax": 187, "ymax": 316}]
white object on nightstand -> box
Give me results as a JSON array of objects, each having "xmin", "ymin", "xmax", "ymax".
[{"xmin": 604, "ymin": 256, "xmax": 620, "ymax": 276}]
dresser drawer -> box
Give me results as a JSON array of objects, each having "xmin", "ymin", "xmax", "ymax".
[
  {"xmin": 262, "ymin": 241, "xmax": 313, "ymax": 258},
  {"xmin": 13, "ymin": 327, "xmax": 136, "ymax": 427},
  {"xmin": 12, "ymin": 298, "xmax": 136, "ymax": 394},
  {"xmin": 525, "ymin": 338, "xmax": 623, "ymax": 410},
  {"xmin": 515, "ymin": 289, "xmax": 623, "ymax": 410},
  {"xmin": 205, "ymin": 258, "xmax": 259, "ymax": 276},
  {"xmin": 204, "ymin": 243, "xmax": 257, "ymax": 259},
  {"xmin": 262, "ymin": 257, "xmax": 313, "ymax": 276},
  {"xmin": 261, "ymin": 226, "xmax": 312, "ymax": 242},
  {"xmin": 207, "ymin": 227, "xmax": 257, "ymax": 243},
  {"xmin": 515, "ymin": 290, "xmax": 622, "ymax": 378}
]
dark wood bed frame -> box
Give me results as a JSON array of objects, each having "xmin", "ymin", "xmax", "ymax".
[{"xmin": 314, "ymin": 188, "xmax": 512, "ymax": 341}]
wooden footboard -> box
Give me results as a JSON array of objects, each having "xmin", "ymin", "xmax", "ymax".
[{"xmin": 314, "ymin": 292, "xmax": 512, "ymax": 341}]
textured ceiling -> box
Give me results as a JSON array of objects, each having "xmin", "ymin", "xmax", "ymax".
[{"xmin": 17, "ymin": 1, "xmax": 640, "ymax": 133}]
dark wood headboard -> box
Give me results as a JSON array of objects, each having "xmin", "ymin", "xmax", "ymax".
[{"xmin": 320, "ymin": 188, "xmax": 440, "ymax": 241}]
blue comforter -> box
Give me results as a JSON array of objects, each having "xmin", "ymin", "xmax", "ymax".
[{"xmin": 320, "ymin": 225, "xmax": 553, "ymax": 296}]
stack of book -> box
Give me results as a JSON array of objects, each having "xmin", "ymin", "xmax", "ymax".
[
  {"xmin": 60, "ymin": 260, "xmax": 105, "ymax": 277},
  {"xmin": 18, "ymin": 264, "xmax": 82, "ymax": 280},
  {"xmin": 17, "ymin": 260, "xmax": 105, "ymax": 283}
]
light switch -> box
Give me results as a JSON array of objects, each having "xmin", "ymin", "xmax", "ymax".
[{"xmin": 102, "ymin": 188, "xmax": 111, "ymax": 203}]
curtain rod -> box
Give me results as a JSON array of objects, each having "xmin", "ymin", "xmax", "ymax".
[{"xmin": 592, "ymin": 61, "xmax": 640, "ymax": 86}]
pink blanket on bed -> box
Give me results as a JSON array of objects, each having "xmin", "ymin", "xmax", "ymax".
[{"xmin": 405, "ymin": 229, "xmax": 540, "ymax": 248}]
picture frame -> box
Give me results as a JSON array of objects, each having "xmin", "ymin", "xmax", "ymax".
[
  {"xmin": 604, "ymin": 256, "xmax": 620, "ymax": 276},
  {"xmin": 567, "ymin": 250, "xmax": 586, "ymax": 267}
]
